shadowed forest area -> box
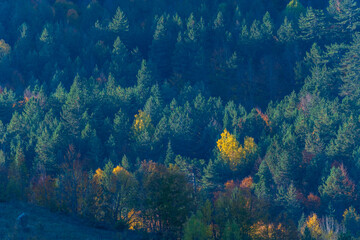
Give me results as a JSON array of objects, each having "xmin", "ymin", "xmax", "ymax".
[{"xmin": 1, "ymin": 0, "xmax": 360, "ymax": 239}]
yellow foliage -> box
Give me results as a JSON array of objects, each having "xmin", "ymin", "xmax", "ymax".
[
  {"xmin": 112, "ymin": 165, "xmax": 126, "ymax": 176},
  {"xmin": 250, "ymin": 221, "xmax": 288, "ymax": 240},
  {"xmin": 217, "ymin": 129, "xmax": 241, "ymax": 161},
  {"xmin": 249, "ymin": 221, "xmax": 275, "ymax": 239},
  {"xmin": 305, "ymin": 213, "xmax": 322, "ymax": 238},
  {"xmin": 217, "ymin": 129, "xmax": 257, "ymax": 169},
  {"xmin": 93, "ymin": 168, "xmax": 104, "ymax": 182},
  {"xmin": 0, "ymin": 39, "xmax": 10, "ymax": 58},
  {"xmin": 343, "ymin": 206, "xmax": 360, "ymax": 223},
  {"xmin": 127, "ymin": 209, "xmax": 143, "ymax": 230},
  {"xmin": 133, "ymin": 110, "xmax": 152, "ymax": 132}
]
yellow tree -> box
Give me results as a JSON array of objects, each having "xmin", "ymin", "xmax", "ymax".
[
  {"xmin": 132, "ymin": 110, "xmax": 155, "ymax": 158},
  {"xmin": 304, "ymin": 213, "xmax": 322, "ymax": 239},
  {"xmin": 217, "ymin": 129, "xmax": 257, "ymax": 170},
  {"xmin": 93, "ymin": 164, "xmax": 139, "ymax": 229},
  {"xmin": 133, "ymin": 110, "xmax": 153, "ymax": 133}
]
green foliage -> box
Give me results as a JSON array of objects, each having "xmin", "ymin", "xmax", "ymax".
[
  {"xmin": 254, "ymin": 160, "xmax": 274, "ymax": 200},
  {"xmin": 319, "ymin": 166, "xmax": 356, "ymax": 212},
  {"xmin": 108, "ymin": 7, "xmax": 129, "ymax": 33},
  {"xmin": 1, "ymin": 0, "xmax": 360, "ymax": 239}
]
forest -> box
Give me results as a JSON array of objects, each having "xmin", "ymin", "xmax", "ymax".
[{"xmin": 1, "ymin": 0, "xmax": 360, "ymax": 239}]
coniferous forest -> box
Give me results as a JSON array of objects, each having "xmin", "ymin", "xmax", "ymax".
[{"xmin": 2, "ymin": 0, "xmax": 360, "ymax": 239}]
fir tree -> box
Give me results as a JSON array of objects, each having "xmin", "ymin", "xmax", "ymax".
[{"xmin": 108, "ymin": 7, "xmax": 129, "ymax": 33}]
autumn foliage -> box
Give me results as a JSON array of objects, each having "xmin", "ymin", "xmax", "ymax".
[{"xmin": 217, "ymin": 129, "xmax": 257, "ymax": 169}]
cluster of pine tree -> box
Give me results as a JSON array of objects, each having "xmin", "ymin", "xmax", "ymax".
[{"xmin": 2, "ymin": 0, "xmax": 360, "ymax": 239}]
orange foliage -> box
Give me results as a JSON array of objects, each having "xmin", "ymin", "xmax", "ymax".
[
  {"xmin": 256, "ymin": 108, "xmax": 270, "ymax": 127},
  {"xmin": 240, "ymin": 176, "xmax": 253, "ymax": 189},
  {"xmin": 30, "ymin": 174, "xmax": 56, "ymax": 208},
  {"xmin": 224, "ymin": 180, "xmax": 238, "ymax": 190},
  {"xmin": 305, "ymin": 193, "xmax": 321, "ymax": 210},
  {"xmin": 250, "ymin": 221, "xmax": 288, "ymax": 239},
  {"xmin": 93, "ymin": 168, "xmax": 104, "ymax": 183},
  {"xmin": 12, "ymin": 96, "xmax": 30, "ymax": 108}
]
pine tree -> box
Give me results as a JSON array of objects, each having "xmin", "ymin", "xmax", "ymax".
[
  {"xmin": 254, "ymin": 160, "xmax": 274, "ymax": 200},
  {"xmin": 7, "ymin": 143, "xmax": 28, "ymax": 199},
  {"xmin": 340, "ymin": 33, "xmax": 360, "ymax": 102},
  {"xmin": 326, "ymin": 115, "xmax": 358, "ymax": 160},
  {"xmin": 327, "ymin": 0, "xmax": 360, "ymax": 37},
  {"xmin": 285, "ymin": 183, "xmax": 302, "ymax": 219},
  {"xmin": 250, "ymin": 20, "xmax": 262, "ymax": 41},
  {"xmin": 277, "ymin": 17, "xmax": 296, "ymax": 43},
  {"xmin": 298, "ymin": 7, "xmax": 326, "ymax": 41},
  {"xmin": 108, "ymin": 7, "xmax": 129, "ymax": 34},
  {"xmin": 0, "ymin": 88, "xmax": 16, "ymax": 123},
  {"xmin": 149, "ymin": 15, "xmax": 174, "ymax": 79},
  {"xmin": 39, "ymin": 26, "xmax": 53, "ymax": 44},
  {"xmin": 136, "ymin": 60, "xmax": 153, "ymax": 105},
  {"xmin": 35, "ymin": 126, "xmax": 57, "ymax": 174},
  {"xmin": 121, "ymin": 155, "xmax": 131, "ymax": 171},
  {"xmin": 319, "ymin": 166, "xmax": 356, "ymax": 211},
  {"xmin": 109, "ymin": 37, "xmax": 130, "ymax": 86},
  {"xmin": 261, "ymin": 12, "xmax": 273, "ymax": 40},
  {"xmin": 164, "ymin": 141, "xmax": 175, "ymax": 166},
  {"xmin": 61, "ymin": 75, "xmax": 86, "ymax": 137}
]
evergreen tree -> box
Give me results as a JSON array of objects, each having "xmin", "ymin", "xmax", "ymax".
[
  {"xmin": 261, "ymin": 12, "xmax": 274, "ymax": 41},
  {"xmin": 298, "ymin": 7, "xmax": 326, "ymax": 41},
  {"xmin": 109, "ymin": 37, "xmax": 130, "ymax": 86},
  {"xmin": 108, "ymin": 7, "xmax": 129, "ymax": 34},
  {"xmin": 136, "ymin": 60, "xmax": 154, "ymax": 105},
  {"xmin": 164, "ymin": 141, "xmax": 175, "ymax": 166},
  {"xmin": 327, "ymin": 0, "xmax": 360, "ymax": 37},
  {"xmin": 254, "ymin": 160, "xmax": 274, "ymax": 200},
  {"xmin": 319, "ymin": 166, "xmax": 356, "ymax": 212},
  {"xmin": 149, "ymin": 15, "xmax": 174, "ymax": 79},
  {"xmin": 340, "ymin": 33, "xmax": 360, "ymax": 102},
  {"xmin": 61, "ymin": 75, "xmax": 86, "ymax": 138},
  {"xmin": 277, "ymin": 17, "xmax": 296, "ymax": 43},
  {"xmin": 121, "ymin": 155, "xmax": 131, "ymax": 171}
]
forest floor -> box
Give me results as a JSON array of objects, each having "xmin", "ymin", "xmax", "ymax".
[{"xmin": 0, "ymin": 201, "xmax": 141, "ymax": 240}]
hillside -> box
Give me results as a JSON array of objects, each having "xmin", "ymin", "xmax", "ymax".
[
  {"xmin": 0, "ymin": 202, "xmax": 142, "ymax": 240},
  {"xmin": 1, "ymin": 0, "xmax": 360, "ymax": 239}
]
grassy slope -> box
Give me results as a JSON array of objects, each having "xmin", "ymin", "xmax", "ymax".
[{"xmin": 0, "ymin": 201, "xmax": 143, "ymax": 240}]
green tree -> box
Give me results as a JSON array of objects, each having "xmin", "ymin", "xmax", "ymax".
[
  {"xmin": 327, "ymin": 0, "xmax": 360, "ymax": 37},
  {"xmin": 298, "ymin": 7, "xmax": 326, "ymax": 41},
  {"xmin": 61, "ymin": 75, "xmax": 86, "ymax": 138},
  {"xmin": 254, "ymin": 160, "xmax": 275, "ymax": 200},
  {"xmin": 261, "ymin": 12, "xmax": 274, "ymax": 40},
  {"xmin": 139, "ymin": 161, "xmax": 193, "ymax": 238},
  {"xmin": 7, "ymin": 143, "xmax": 28, "ymax": 199},
  {"xmin": 319, "ymin": 165, "xmax": 356, "ymax": 212},
  {"xmin": 135, "ymin": 60, "xmax": 154, "ymax": 106},
  {"xmin": 277, "ymin": 17, "xmax": 296, "ymax": 43},
  {"xmin": 164, "ymin": 141, "xmax": 175, "ymax": 166},
  {"xmin": 108, "ymin": 7, "xmax": 129, "ymax": 33},
  {"xmin": 340, "ymin": 33, "xmax": 360, "ymax": 102},
  {"xmin": 109, "ymin": 37, "xmax": 130, "ymax": 86},
  {"xmin": 149, "ymin": 15, "xmax": 174, "ymax": 79}
]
